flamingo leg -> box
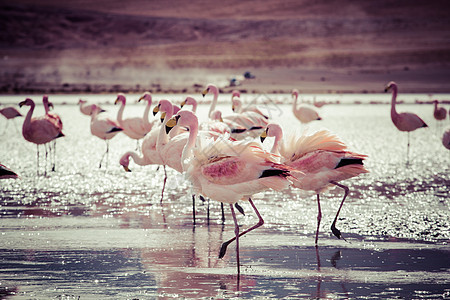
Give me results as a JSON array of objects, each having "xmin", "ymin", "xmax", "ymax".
[
  {"xmin": 160, "ymin": 165, "xmax": 167, "ymax": 203},
  {"xmin": 99, "ymin": 140, "xmax": 109, "ymax": 169},
  {"xmin": 44, "ymin": 143, "xmax": 48, "ymax": 176},
  {"xmin": 207, "ymin": 198, "xmax": 210, "ymax": 224},
  {"xmin": 229, "ymin": 203, "xmax": 240, "ymax": 275},
  {"xmin": 315, "ymin": 193, "xmax": 322, "ymax": 247},
  {"xmin": 51, "ymin": 140, "xmax": 56, "ymax": 172},
  {"xmin": 219, "ymin": 198, "xmax": 264, "ymax": 259},
  {"xmin": 406, "ymin": 132, "xmax": 410, "ymax": 164},
  {"xmin": 36, "ymin": 144, "xmax": 40, "ymax": 176},
  {"xmin": 192, "ymin": 194, "xmax": 196, "ymax": 225},
  {"xmin": 330, "ymin": 180, "xmax": 349, "ymax": 240},
  {"xmin": 221, "ymin": 202, "xmax": 225, "ymax": 223}
]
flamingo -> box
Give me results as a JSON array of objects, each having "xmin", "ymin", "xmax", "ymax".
[
  {"xmin": 433, "ymin": 100, "xmax": 447, "ymax": 130},
  {"xmin": 180, "ymin": 96, "xmax": 199, "ymax": 113},
  {"xmin": 42, "ymin": 95, "xmax": 63, "ymax": 171},
  {"xmin": 443, "ymin": 127, "xmax": 450, "ymax": 150},
  {"xmin": 90, "ymin": 104, "xmax": 123, "ymax": 168},
  {"xmin": 0, "ymin": 163, "xmax": 19, "ymax": 179},
  {"xmin": 202, "ymin": 83, "xmax": 268, "ymax": 137},
  {"xmin": 261, "ymin": 123, "xmax": 368, "ymax": 246},
  {"xmin": 292, "ymin": 89, "xmax": 322, "ymax": 124},
  {"xmin": 138, "ymin": 92, "xmax": 158, "ymax": 134},
  {"xmin": 231, "ymin": 90, "xmax": 269, "ymax": 119},
  {"xmin": 78, "ymin": 99, "xmax": 105, "ymax": 116},
  {"xmin": 385, "ymin": 81, "xmax": 428, "ymax": 161},
  {"xmin": 166, "ymin": 110, "xmax": 298, "ymax": 275},
  {"xmin": 0, "ymin": 106, "xmax": 22, "ymax": 133},
  {"xmin": 19, "ymin": 98, "xmax": 65, "ymax": 175},
  {"xmin": 115, "ymin": 93, "xmax": 150, "ymax": 149}
]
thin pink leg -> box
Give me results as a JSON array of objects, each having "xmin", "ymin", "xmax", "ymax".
[
  {"xmin": 230, "ymin": 203, "xmax": 240, "ymax": 275},
  {"xmin": 219, "ymin": 198, "xmax": 264, "ymax": 258},
  {"xmin": 315, "ymin": 193, "xmax": 322, "ymax": 247},
  {"xmin": 330, "ymin": 181, "xmax": 349, "ymax": 240}
]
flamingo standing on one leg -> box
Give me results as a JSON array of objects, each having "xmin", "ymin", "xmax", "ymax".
[
  {"xmin": 78, "ymin": 99, "xmax": 105, "ymax": 116},
  {"xmin": 115, "ymin": 93, "xmax": 151, "ymax": 149},
  {"xmin": 292, "ymin": 89, "xmax": 322, "ymax": 124},
  {"xmin": 385, "ymin": 81, "xmax": 428, "ymax": 162},
  {"xmin": 19, "ymin": 98, "xmax": 65, "ymax": 176},
  {"xmin": 261, "ymin": 123, "xmax": 368, "ymax": 246},
  {"xmin": 90, "ymin": 104, "xmax": 123, "ymax": 168},
  {"xmin": 166, "ymin": 110, "xmax": 298, "ymax": 275},
  {"xmin": 42, "ymin": 95, "xmax": 63, "ymax": 171},
  {"xmin": 0, "ymin": 106, "xmax": 22, "ymax": 134}
]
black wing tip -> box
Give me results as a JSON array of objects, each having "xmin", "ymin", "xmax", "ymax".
[{"xmin": 335, "ymin": 158, "xmax": 364, "ymax": 169}]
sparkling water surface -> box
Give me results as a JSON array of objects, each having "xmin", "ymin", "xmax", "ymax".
[{"xmin": 0, "ymin": 93, "xmax": 449, "ymax": 299}]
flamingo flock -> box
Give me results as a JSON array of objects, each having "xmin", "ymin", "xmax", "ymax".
[{"xmin": 6, "ymin": 81, "xmax": 448, "ymax": 277}]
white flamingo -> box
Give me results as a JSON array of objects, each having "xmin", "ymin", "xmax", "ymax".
[
  {"xmin": 90, "ymin": 104, "xmax": 123, "ymax": 168},
  {"xmin": 292, "ymin": 89, "xmax": 322, "ymax": 124},
  {"xmin": 261, "ymin": 123, "xmax": 368, "ymax": 246},
  {"xmin": 166, "ymin": 110, "xmax": 298, "ymax": 275}
]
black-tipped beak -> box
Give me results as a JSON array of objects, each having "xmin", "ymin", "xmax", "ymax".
[
  {"xmin": 19, "ymin": 101, "xmax": 25, "ymax": 107},
  {"xmin": 260, "ymin": 130, "xmax": 267, "ymax": 143},
  {"xmin": 153, "ymin": 105, "xmax": 159, "ymax": 116},
  {"xmin": 122, "ymin": 165, "xmax": 131, "ymax": 172},
  {"xmin": 165, "ymin": 116, "xmax": 178, "ymax": 134}
]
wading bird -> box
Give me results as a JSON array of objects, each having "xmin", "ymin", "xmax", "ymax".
[
  {"xmin": 385, "ymin": 81, "xmax": 428, "ymax": 161},
  {"xmin": 292, "ymin": 89, "xmax": 322, "ymax": 124},
  {"xmin": 90, "ymin": 104, "xmax": 123, "ymax": 168},
  {"xmin": 78, "ymin": 99, "xmax": 105, "ymax": 116},
  {"xmin": 261, "ymin": 123, "xmax": 368, "ymax": 246},
  {"xmin": 166, "ymin": 110, "xmax": 298, "ymax": 275},
  {"xmin": 0, "ymin": 106, "xmax": 22, "ymax": 133},
  {"xmin": 19, "ymin": 98, "xmax": 65, "ymax": 175},
  {"xmin": 42, "ymin": 95, "xmax": 63, "ymax": 171}
]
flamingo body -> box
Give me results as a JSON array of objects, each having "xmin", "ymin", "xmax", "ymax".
[
  {"xmin": 292, "ymin": 89, "xmax": 322, "ymax": 123},
  {"xmin": 0, "ymin": 106, "xmax": 22, "ymax": 119},
  {"xmin": 433, "ymin": 100, "xmax": 447, "ymax": 121},
  {"xmin": 443, "ymin": 128, "xmax": 450, "ymax": 150},
  {"xmin": 115, "ymin": 93, "xmax": 150, "ymax": 140}
]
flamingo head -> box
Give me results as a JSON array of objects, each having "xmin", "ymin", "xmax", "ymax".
[
  {"xmin": 115, "ymin": 93, "xmax": 126, "ymax": 105},
  {"xmin": 138, "ymin": 92, "xmax": 152, "ymax": 103},
  {"xmin": 384, "ymin": 81, "xmax": 397, "ymax": 92},
  {"xmin": 202, "ymin": 83, "xmax": 217, "ymax": 98},
  {"xmin": 291, "ymin": 89, "xmax": 299, "ymax": 98},
  {"xmin": 181, "ymin": 96, "xmax": 196, "ymax": 108},
  {"xmin": 232, "ymin": 98, "xmax": 242, "ymax": 112},
  {"xmin": 78, "ymin": 99, "xmax": 87, "ymax": 105},
  {"xmin": 210, "ymin": 110, "xmax": 223, "ymax": 122},
  {"xmin": 166, "ymin": 110, "xmax": 197, "ymax": 134},
  {"xmin": 19, "ymin": 98, "xmax": 34, "ymax": 107},
  {"xmin": 231, "ymin": 90, "xmax": 240, "ymax": 98},
  {"xmin": 119, "ymin": 153, "xmax": 132, "ymax": 172}
]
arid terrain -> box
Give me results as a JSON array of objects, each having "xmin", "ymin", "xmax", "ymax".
[{"xmin": 1, "ymin": 0, "xmax": 449, "ymax": 94}]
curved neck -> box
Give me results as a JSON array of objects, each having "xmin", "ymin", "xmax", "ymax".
[
  {"xmin": 117, "ymin": 101, "xmax": 125, "ymax": 123},
  {"xmin": 390, "ymin": 86, "xmax": 398, "ymax": 118},
  {"xmin": 208, "ymin": 87, "xmax": 219, "ymax": 118},
  {"xmin": 128, "ymin": 151, "xmax": 148, "ymax": 166},
  {"xmin": 292, "ymin": 92, "xmax": 299, "ymax": 113},
  {"xmin": 271, "ymin": 131, "xmax": 282, "ymax": 156},
  {"xmin": 182, "ymin": 120, "xmax": 199, "ymax": 171},
  {"xmin": 143, "ymin": 100, "xmax": 152, "ymax": 127},
  {"xmin": 156, "ymin": 106, "xmax": 174, "ymax": 150},
  {"xmin": 43, "ymin": 99, "xmax": 50, "ymax": 114},
  {"xmin": 23, "ymin": 103, "xmax": 35, "ymax": 132}
]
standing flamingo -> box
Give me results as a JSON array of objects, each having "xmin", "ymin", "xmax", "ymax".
[
  {"xmin": 261, "ymin": 123, "xmax": 368, "ymax": 246},
  {"xmin": 385, "ymin": 81, "xmax": 428, "ymax": 161},
  {"xmin": 292, "ymin": 89, "xmax": 322, "ymax": 124},
  {"xmin": 433, "ymin": 100, "xmax": 447, "ymax": 130},
  {"xmin": 138, "ymin": 92, "xmax": 158, "ymax": 134},
  {"xmin": 78, "ymin": 99, "xmax": 105, "ymax": 116},
  {"xmin": 115, "ymin": 93, "xmax": 150, "ymax": 149},
  {"xmin": 90, "ymin": 104, "xmax": 123, "ymax": 168},
  {"xmin": 231, "ymin": 90, "xmax": 268, "ymax": 119},
  {"xmin": 19, "ymin": 98, "xmax": 65, "ymax": 175},
  {"xmin": 42, "ymin": 95, "xmax": 63, "ymax": 171},
  {"xmin": 0, "ymin": 163, "xmax": 19, "ymax": 179},
  {"xmin": 166, "ymin": 110, "xmax": 298, "ymax": 275},
  {"xmin": 0, "ymin": 106, "xmax": 22, "ymax": 133}
]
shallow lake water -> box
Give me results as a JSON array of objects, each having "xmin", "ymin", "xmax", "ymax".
[{"xmin": 0, "ymin": 93, "xmax": 449, "ymax": 299}]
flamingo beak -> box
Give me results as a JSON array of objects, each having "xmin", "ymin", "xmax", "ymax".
[
  {"xmin": 165, "ymin": 117, "xmax": 178, "ymax": 134},
  {"xmin": 122, "ymin": 165, "xmax": 131, "ymax": 172},
  {"xmin": 201, "ymin": 88, "xmax": 209, "ymax": 97},
  {"xmin": 160, "ymin": 112, "xmax": 166, "ymax": 123},
  {"xmin": 180, "ymin": 100, "xmax": 186, "ymax": 108},
  {"xmin": 114, "ymin": 98, "xmax": 120, "ymax": 105},
  {"xmin": 260, "ymin": 130, "xmax": 267, "ymax": 143},
  {"xmin": 19, "ymin": 101, "xmax": 25, "ymax": 107},
  {"xmin": 48, "ymin": 102, "xmax": 54, "ymax": 110},
  {"xmin": 232, "ymin": 105, "xmax": 235, "ymax": 112},
  {"xmin": 153, "ymin": 105, "xmax": 159, "ymax": 116}
]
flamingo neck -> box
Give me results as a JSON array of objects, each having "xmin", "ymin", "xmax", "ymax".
[
  {"xmin": 117, "ymin": 100, "xmax": 125, "ymax": 124},
  {"xmin": 143, "ymin": 100, "xmax": 152, "ymax": 127},
  {"xmin": 128, "ymin": 151, "xmax": 148, "ymax": 166},
  {"xmin": 23, "ymin": 102, "xmax": 35, "ymax": 132},
  {"xmin": 43, "ymin": 99, "xmax": 50, "ymax": 114},
  {"xmin": 208, "ymin": 87, "xmax": 219, "ymax": 118},
  {"xmin": 182, "ymin": 120, "xmax": 199, "ymax": 171},
  {"xmin": 292, "ymin": 92, "xmax": 299, "ymax": 113},
  {"xmin": 156, "ymin": 107, "xmax": 173, "ymax": 150},
  {"xmin": 390, "ymin": 85, "xmax": 399, "ymax": 118},
  {"xmin": 271, "ymin": 130, "xmax": 282, "ymax": 156}
]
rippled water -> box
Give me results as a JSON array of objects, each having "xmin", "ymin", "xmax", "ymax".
[{"xmin": 1, "ymin": 93, "xmax": 449, "ymax": 299}]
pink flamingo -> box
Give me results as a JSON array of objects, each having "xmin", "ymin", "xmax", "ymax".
[
  {"xmin": 0, "ymin": 105, "xmax": 22, "ymax": 133},
  {"xmin": 166, "ymin": 110, "xmax": 298, "ymax": 275},
  {"xmin": 78, "ymin": 99, "xmax": 105, "ymax": 116},
  {"xmin": 202, "ymin": 83, "xmax": 268, "ymax": 137},
  {"xmin": 292, "ymin": 89, "xmax": 322, "ymax": 124},
  {"xmin": 385, "ymin": 82, "xmax": 428, "ymax": 161},
  {"xmin": 115, "ymin": 93, "xmax": 151, "ymax": 149},
  {"xmin": 19, "ymin": 98, "xmax": 65, "ymax": 175},
  {"xmin": 42, "ymin": 95, "xmax": 63, "ymax": 171},
  {"xmin": 0, "ymin": 163, "xmax": 19, "ymax": 179},
  {"xmin": 139, "ymin": 92, "xmax": 158, "ymax": 134},
  {"xmin": 231, "ymin": 90, "xmax": 269, "ymax": 119},
  {"xmin": 433, "ymin": 100, "xmax": 447, "ymax": 130},
  {"xmin": 90, "ymin": 104, "xmax": 123, "ymax": 168},
  {"xmin": 261, "ymin": 123, "xmax": 368, "ymax": 246}
]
